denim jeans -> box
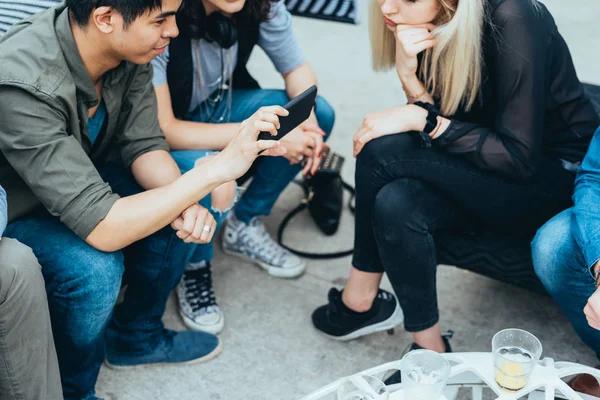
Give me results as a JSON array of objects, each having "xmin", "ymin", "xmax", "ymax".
[
  {"xmin": 171, "ymin": 88, "xmax": 335, "ymax": 264},
  {"xmin": 352, "ymin": 134, "xmax": 575, "ymax": 332},
  {"xmin": 531, "ymin": 208, "xmax": 600, "ymax": 360},
  {"xmin": 4, "ymin": 161, "xmax": 197, "ymax": 400}
]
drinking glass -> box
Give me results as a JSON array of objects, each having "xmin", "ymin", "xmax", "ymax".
[
  {"xmin": 400, "ymin": 349, "xmax": 451, "ymax": 400},
  {"xmin": 492, "ymin": 329, "xmax": 542, "ymax": 392}
]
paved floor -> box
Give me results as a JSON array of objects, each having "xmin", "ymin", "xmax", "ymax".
[{"xmin": 96, "ymin": 1, "xmax": 600, "ymax": 398}]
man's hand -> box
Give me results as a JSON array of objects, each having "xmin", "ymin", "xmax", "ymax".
[
  {"xmin": 171, "ymin": 204, "xmax": 217, "ymax": 244},
  {"xmin": 213, "ymin": 106, "xmax": 289, "ymax": 182}
]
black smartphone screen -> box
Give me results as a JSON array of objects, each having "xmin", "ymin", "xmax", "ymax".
[{"xmin": 257, "ymin": 85, "xmax": 318, "ymax": 141}]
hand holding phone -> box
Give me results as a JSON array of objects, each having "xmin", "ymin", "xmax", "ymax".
[{"xmin": 258, "ymin": 85, "xmax": 318, "ymax": 141}]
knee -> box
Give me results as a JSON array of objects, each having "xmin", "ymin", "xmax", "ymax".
[
  {"xmin": 531, "ymin": 209, "xmax": 579, "ymax": 290},
  {"xmin": 373, "ymin": 179, "xmax": 425, "ymax": 235},
  {"xmin": 211, "ymin": 180, "xmax": 237, "ymax": 212},
  {"xmin": 56, "ymin": 245, "xmax": 124, "ymax": 311},
  {"xmin": 0, "ymin": 238, "xmax": 44, "ymax": 304},
  {"xmin": 357, "ymin": 134, "xmax": 414, "ymax": 167},
  {"xmin": 314, "ymin": 96, "xmax": 335, "ymax": 136}
]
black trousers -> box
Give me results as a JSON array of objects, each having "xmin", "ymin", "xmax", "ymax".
[{"xmin": 352, "ymin": 134, "xmax": 575, "ymax": 332}]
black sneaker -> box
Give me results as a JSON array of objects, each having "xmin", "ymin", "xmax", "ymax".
[
  {"xmin": 312, "ymin": 288, "xmax": 403, "ymax": 341},
  {"xmin": 383, "ymin": 331, "xmax": 454, "ymax": 385}
]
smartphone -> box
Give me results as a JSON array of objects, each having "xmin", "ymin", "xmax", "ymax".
[{"xmin": 258, "ymin": 85, "xmax": 318, "ymax": 141}]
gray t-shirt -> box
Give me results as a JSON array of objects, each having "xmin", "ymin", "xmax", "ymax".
[
  {"xmin": 152, "ymin": 0, "xmax": 305, "ymax": 113},
  {"xmin": 0, "ymin": 0, "xmax": 61, "ymax": 37}
]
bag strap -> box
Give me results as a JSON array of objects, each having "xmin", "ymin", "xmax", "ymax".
[{"xmin": 277, "ymin": 181, "xmax": 356, "ymax": 259}]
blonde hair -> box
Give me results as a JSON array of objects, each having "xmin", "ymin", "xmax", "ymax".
[
  {"xmin": 370, "ymin": 0, "xmax": 484, "ymax": 116},
  {"xmin": 371, "ymin": 0, "xmax": 543, "ymax": 116}
]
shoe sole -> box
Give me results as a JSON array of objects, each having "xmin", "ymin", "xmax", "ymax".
[
  {"xmin": 222, "ymin": 246, "xmax": 306, "ymax": 279},
  {"xmin": 319, "ymin": 300, "xmax": 404, "ymax": 342},
  {"xmin": 104, "ymin": 340, "xmax": 223, "ymax": 370},
  {"xmin": 179, "ymin": 310, "xmax": 225, "ymax": 335}
]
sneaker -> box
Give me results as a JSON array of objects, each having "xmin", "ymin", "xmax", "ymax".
[
  {"xmin": 105, "ymin": 329, "xmax": 222, "ymax": 369},
  {"xmin": 176, "ymin": 261, "xmax": 224, "ymax": 334},
  {"xmin": 383, "ymin": 331, "xmax": 454, "ymax": 385},
  {"xmin": 221, "ymin": 215, "xmax": 306, "ymax": 278},
  {"xmin": 312, "ymin": 288, "xmax": 404, "ymax": 341}
]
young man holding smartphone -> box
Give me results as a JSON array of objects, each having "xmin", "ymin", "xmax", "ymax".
[{"xmin": 0, "ymin": 1, "xmax": 287, "ymax": 398}]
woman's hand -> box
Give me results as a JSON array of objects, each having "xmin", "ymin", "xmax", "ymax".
[
  {"xmin": 353, "ymin": 105, "xmax": 426, "ymax": 157},
  {"xmin": 394, "ymin": 23, "xmax": 436, "ymax": 80},
  {"xmin": 211, "ymin": 106, "xmax": 289, "ymax": 182},
  {"xmin": 281, "ymin": 117, "xmax": 327, "ymax": 175}
]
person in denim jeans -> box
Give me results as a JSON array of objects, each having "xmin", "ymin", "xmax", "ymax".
[
  {"xmin": 152, "ymin": 0, "xmax": 335, "ymax": 334},
  {"xmin": 532, "ymin": 126, "xmax": 600, "ymax": 396},
  {"xmin": 0, "ymin": 2, "xmax": 289, "ymax": 399},
  {"xmin": 0, "ymin": 185, "xmax": 63, "ymax": 400}
]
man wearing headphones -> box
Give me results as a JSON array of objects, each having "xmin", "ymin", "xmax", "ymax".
[{"xmin": 152, "ymin": 0, "xmax": 335, "ymax": 334}]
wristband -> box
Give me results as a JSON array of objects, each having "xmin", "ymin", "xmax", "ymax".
[{"xmin": 412, "ymin": 101, "xmax": 441, "ymax": 148}]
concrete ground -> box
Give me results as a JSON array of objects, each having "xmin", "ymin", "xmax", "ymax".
[{"xmin": 96, "ymin": 1, "xmax": 600, "ymax": 398}]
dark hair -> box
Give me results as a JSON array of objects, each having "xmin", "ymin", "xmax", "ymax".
[
  {"xmin": 67, "ymin": 0, "xmax": 163, "ymax": 27},
  {"xmin": 178, "ymin": 0, "xmax": 275, "ymax": 39}
]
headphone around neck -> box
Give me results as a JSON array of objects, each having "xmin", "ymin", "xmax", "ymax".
[{"xmin": 204, "ymin": 12, "xmax": 238, "ymax": 49}]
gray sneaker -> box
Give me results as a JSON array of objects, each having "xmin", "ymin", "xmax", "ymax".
[
  {"xmin": 176, "ymin": 261, "xmax": 224, "ymax": 334},
  {"xmin": 221, "ymin": 215, "xmax": 306, "ymax": 278}
]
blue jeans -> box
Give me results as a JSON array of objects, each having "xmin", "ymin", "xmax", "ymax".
[
  {"xmin": 171, "ymin": 88, "xmax": 335, "ymax": 263},
  {"xmin": 531, "ymin": 208, "xmax": 600, "ymax": 359},
  {"xmin": 4, "ymin": 161, "xmax": 197, "ymax": 400}
]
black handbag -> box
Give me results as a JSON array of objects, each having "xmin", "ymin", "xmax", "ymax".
[{"xmin": 277, "ymin": 151, "xmax": 356, "ymax": 259}]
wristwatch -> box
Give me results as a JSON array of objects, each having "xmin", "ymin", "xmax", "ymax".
[{"xmin": 413, "ymin": 101, "xmax": 441, "ymax": 148}]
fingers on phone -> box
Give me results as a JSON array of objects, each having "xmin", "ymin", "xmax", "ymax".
[
  {"xmin": 259, "ymin": 105, "xmax": 289, "ymax": 117},
  {"xmin": 254, "ymin": 120, "xmax": 278, "ymax": 136}
]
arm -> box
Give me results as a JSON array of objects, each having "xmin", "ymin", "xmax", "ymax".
[
  {"xmin": 282, "ymin": 62, "xmax": 317, "ymax": 99},
  {"xmin": 154, "ymin": 83, "xmax": 240, "ymax": 151},
  {"xmin": 577, "ymin": 133, "xmax": 600, "ymax": 331},
  {"xmin": 430, "ymin": 2, "xmax": 549, "ymax": 181},
  {"xmin": 572, "ymin": 130, "xmax": 600, "ymax": 270},
  {"xmin": 87, "ymin": 165, "xmax": 223, "ymax": 251},
  {"xmin": 0, "ymin": 86, "xmax": 286, "ymax": 252},
  {"xmin": 150, "ymin": 47, "xmax": 239, "ymax": 151},
  {"xmin": 389, "ymin": 2, "xmax": 548, "ymax": 181},
  {"xmin": 93, "ymin": 96, "xmax": 289, "ymax": 251},
  {"xmin": 258, "ymin": 1, "xmax": 327, "ymax": 173}
]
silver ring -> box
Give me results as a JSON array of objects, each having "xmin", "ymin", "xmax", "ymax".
[
  {"xmin": 202, "ymin": 225, "xmax": 212, "ymax": 233},
  {"xmin": 298, "ymin": 156, "xmax": 305, "ymax": 163}
]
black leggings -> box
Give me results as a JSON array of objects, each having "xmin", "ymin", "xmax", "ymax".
[{"xmin": 352, "ymin": 134, "xmax": 575, "ymax": 332}]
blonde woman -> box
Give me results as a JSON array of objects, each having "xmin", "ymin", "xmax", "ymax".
[{"xmin": 312, "ymin": 0, "xmax": 600, "ymax": 353}]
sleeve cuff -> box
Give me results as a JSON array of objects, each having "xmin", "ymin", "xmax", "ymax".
[
  {"xmin": 60, "ymin": 189, "xmax": 120, "ymax": 240},
  {"xmin": 122, "ymin": 140, "xmax": 171, "ymax": 169}
]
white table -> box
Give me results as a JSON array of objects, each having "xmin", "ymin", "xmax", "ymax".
[{"xmin": 301, "ymin": 352, "xmax": 600, "ymax": 400}]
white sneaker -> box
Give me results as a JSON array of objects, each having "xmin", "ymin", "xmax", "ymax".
[
  {"xmin": 176, "ymin": 261, "xmax": 224, "ymax": 334},
  {"xmin": 221, "ymin": 215, "xmax": 306, "ymax": 278}
]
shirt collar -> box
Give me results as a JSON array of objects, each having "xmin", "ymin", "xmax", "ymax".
[
  {"xmin": 55, "ymin": 9, "xmax": 98, "ymax": 107},
  {"xmin": 55, "ymin": 8, "xmax": 129, "ymax": 108}
]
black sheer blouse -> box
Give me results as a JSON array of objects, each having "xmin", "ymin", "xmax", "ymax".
[{"xmin": 434, "ymin": 0, "xmax": 599, "ymax": 181}]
